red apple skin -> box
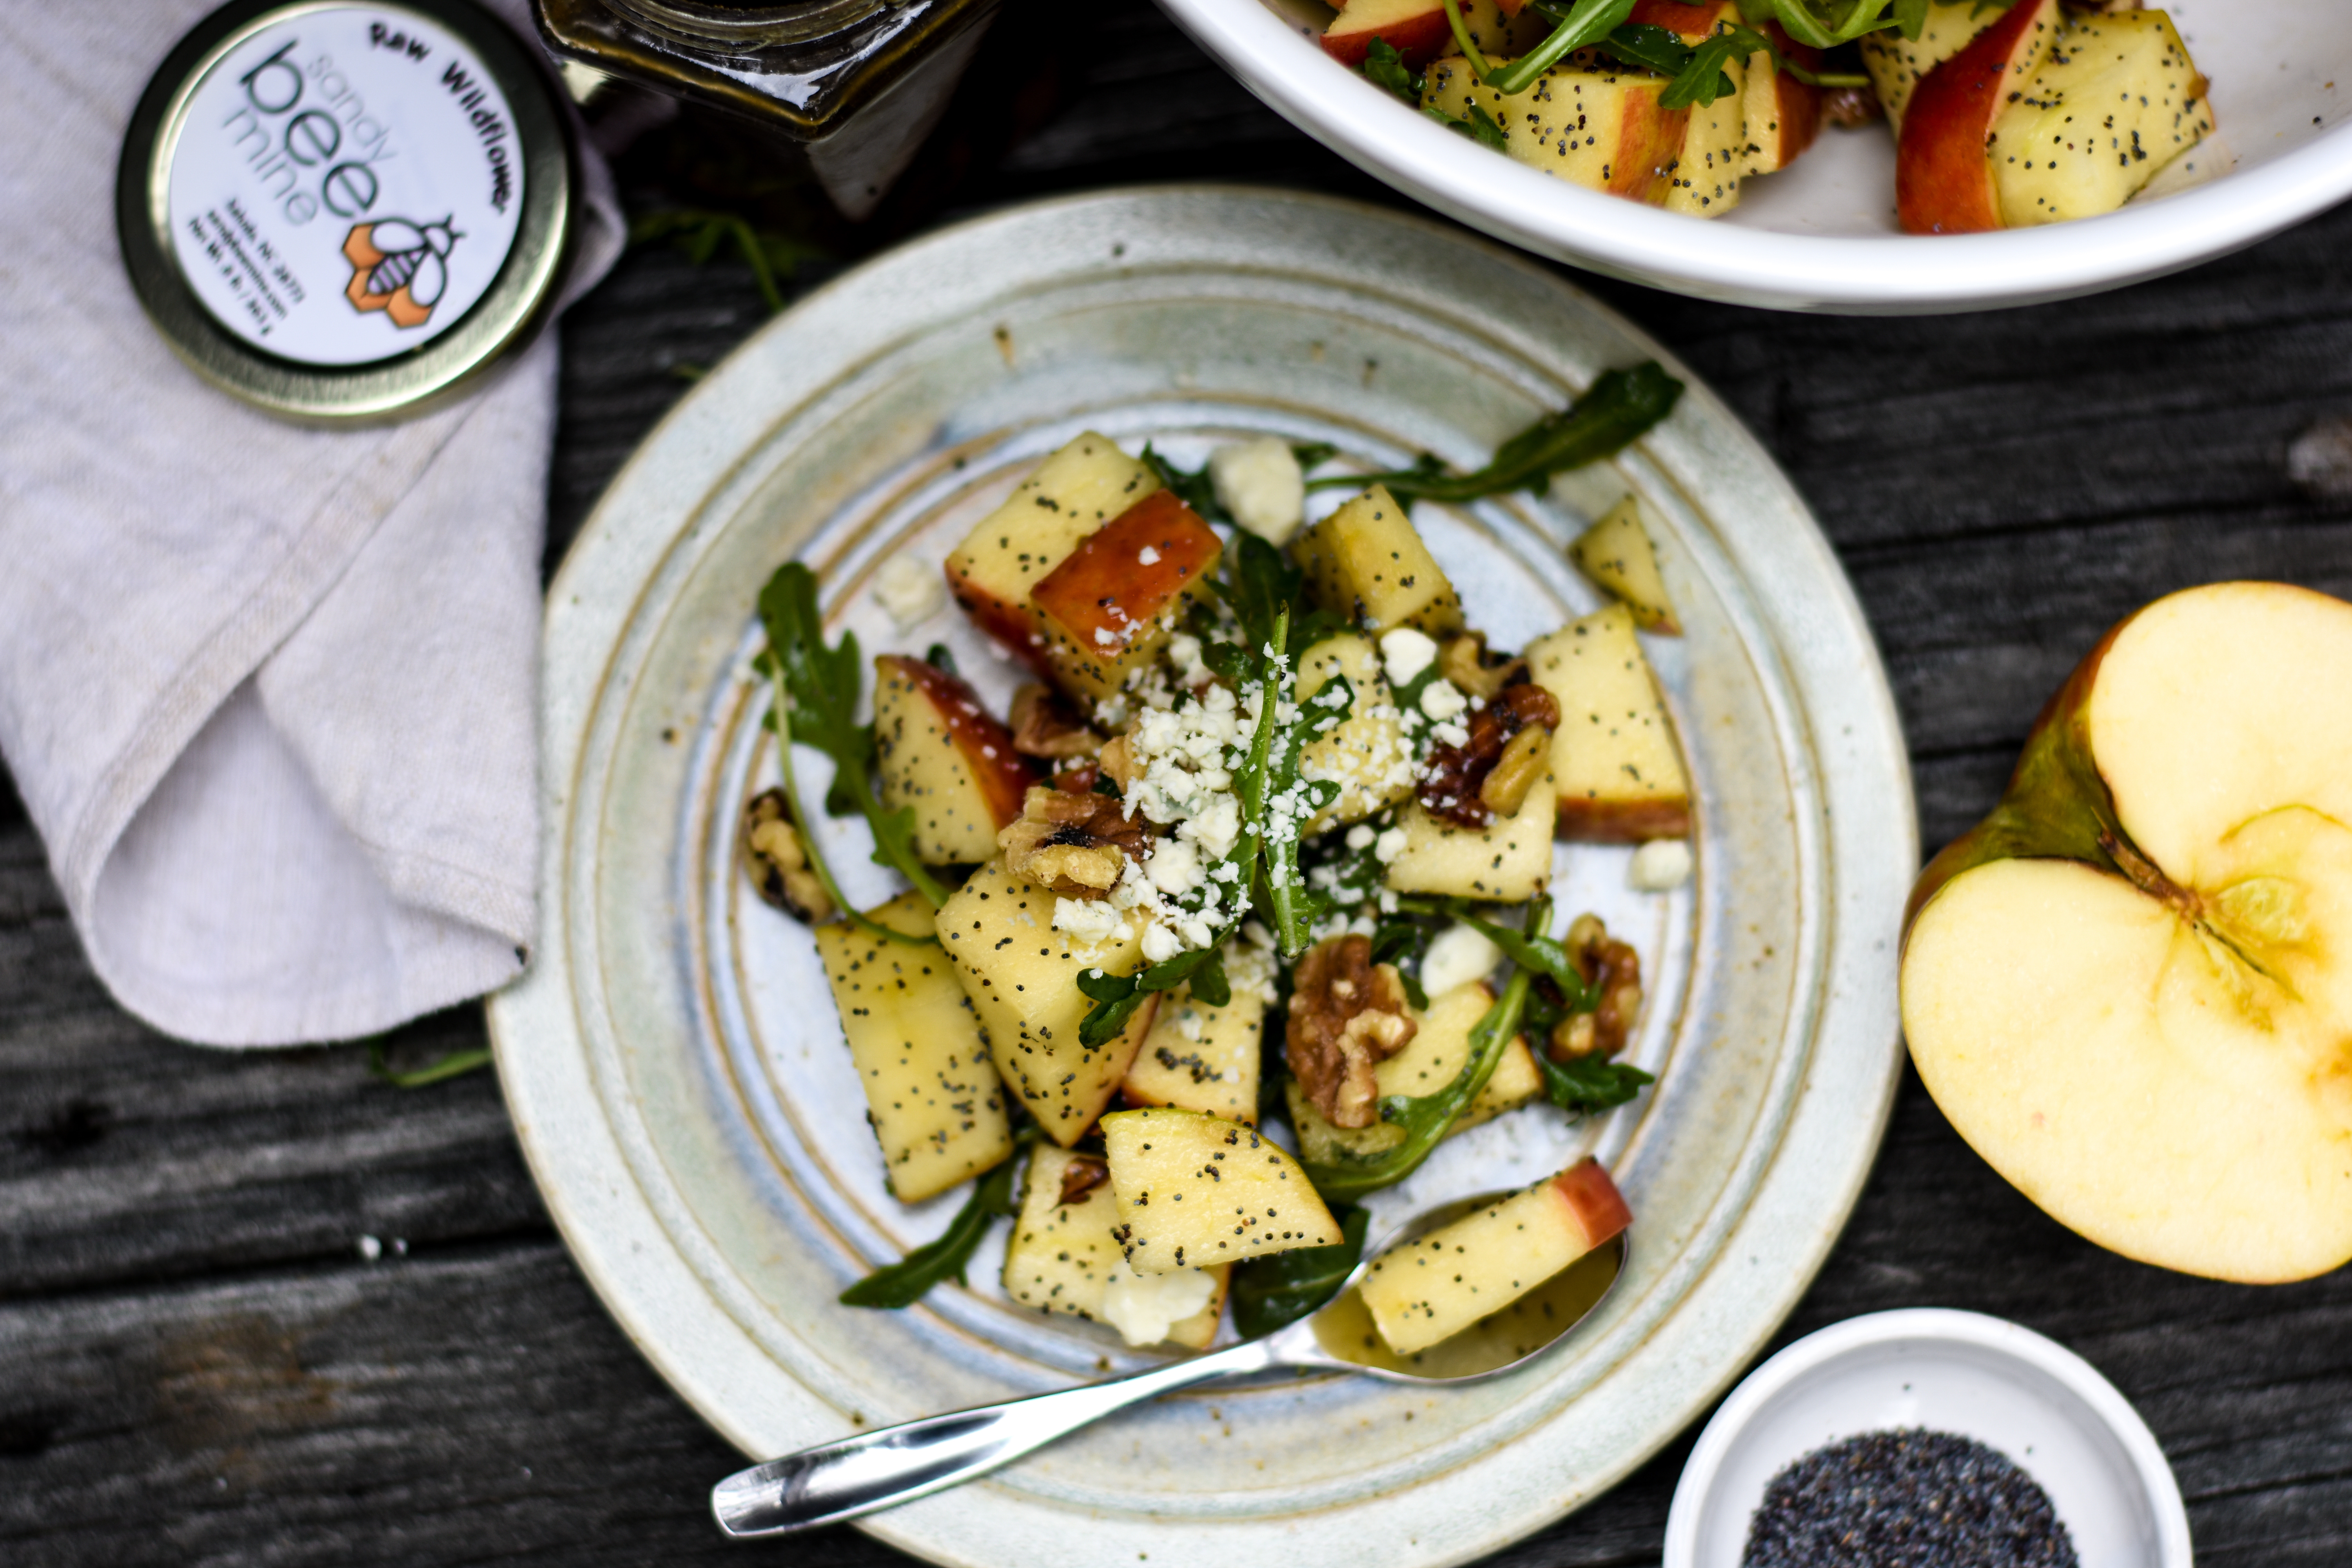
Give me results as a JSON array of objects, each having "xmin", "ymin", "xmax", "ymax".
[
  {"xmin": 874, "ymin": 655, "xmax": 1039, "ymax": 830},
  {"xmin": 1030, "ymin": 488, "xmax": 1223, "ymax": 659},
  {"xmin": 1553, "ymin": 1156, "xmax": 1633, "ymax": 1249},
  {"xmin": 1320, "ymin": 0, "xmax": 1452, "ymax": 69},
  {"xmin": 1766, "ymin": 25, "xmax": 1823, "ymax": 166},
  {"xmin": 1896, "ymin": 0, "xmax": 2063, "ymax": 234},
  {"xmin": 1555, "ymin": 797, "xmax": 1693, "ymax": 843}
]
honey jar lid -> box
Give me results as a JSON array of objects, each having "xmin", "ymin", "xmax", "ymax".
[{"xmin": 117, "ymin": 0, "xmax": 575, "ymax": 423}]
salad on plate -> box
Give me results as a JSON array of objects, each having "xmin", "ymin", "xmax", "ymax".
[{"xmin": 740, "ymin": 364, "xmax": 1697, "ymax": 1361}]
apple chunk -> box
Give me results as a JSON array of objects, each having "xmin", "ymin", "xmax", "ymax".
[
  {"xmin": 1029, "ymin": 488, "xmax": 1223, "ymax": 706},
  {"xmin": 1525, "ymin": 605, "xmax": 1691, "ymax": 842},
  {"xmin": 1122, "ymin": 970, "xmax": 1267, "ymax": 1125},
  {"xmin": 1295, "ymin": 484, "xmax": 1464, "ymax": 636},
  {"xmin": 1896, "ymin": 0, "xmax": 2063, "ymax": 234},
  {"xmin": 1858, "ymin": 0, "xmax": 2004, "ymax": 135},
  {"xmin": 813, "ymin": 891, "xmax": 1013, "ymax": 1203},
  {"xmin": 1102, "ymin": 1107, "xmax": 1343, "ymax": 1273},
  {"xmin": 1358, "ymin": 1157, "xmax": 1631, "ymax": 1356},
  {"xmin": 1569, "ymin": 496, "xmax": 1680, "ymax": 635},
  {"xmin": 874, "ymin": 655, "xmax": 1037, "ymax": 864},
  {"xmin": 1990, "ymin": 11, "xmax": 2213, "ymax": 228},
  {"xmin": 1423, "ymin": 56, "xmax": 1691, "ymax": 208},
  {"xmin": 944, "ymin": 432, "xmax": 1161, "ymax": 678},
  {"xmin": 1002, "ymin": 1145, "xmax": 1227, "ymax": 1349},
  {"xmin": 1740, "ymin": 24, "xmax": 1821, "ymax": 177},
  {"xmin": 936, "ymin": 859, "xmax": 1157, "ymax": 1145},
  {"xmin": 1902, "ymin": 582, "xmax": 2352, "ymax": 1283}
]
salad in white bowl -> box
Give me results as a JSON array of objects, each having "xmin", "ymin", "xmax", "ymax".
[{"xmin": 1156, "ymin": 0, "xmax": 2352, "ymax": 310}]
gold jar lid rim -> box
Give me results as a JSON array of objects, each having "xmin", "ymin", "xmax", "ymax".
[{"xmin": 118, "ymin": 0, "xmax": 575, "ymax": 425}]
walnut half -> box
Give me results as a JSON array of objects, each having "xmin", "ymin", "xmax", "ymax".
[
  {"xmin": 1287, "ymin": 934, "xmax": 1418, "ymax": 1129},
  {"xmin": 1548, "ymin": 915, "xmax": 1644, "ymax": 1062},
  {"xmin": 997, "ymin": 785, "xmax": 1149, "ymax": 898},
  {"xmin": 741, "ymin": 787, "xmax": 835, "ymax": 924},
  {"xmin": 1417, "ymin": 683, "xmax": 1561, "ymax": 828}
]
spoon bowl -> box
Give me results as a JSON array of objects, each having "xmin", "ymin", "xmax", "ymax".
[{"xmin": 711, "ymin": 1193, "xmax": 1628, "ymax": 1538}]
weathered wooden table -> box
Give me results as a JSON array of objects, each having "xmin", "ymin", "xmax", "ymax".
[{"xmin": 8, "ymin": 3, "xmax": 2351, "ymax": 1562}]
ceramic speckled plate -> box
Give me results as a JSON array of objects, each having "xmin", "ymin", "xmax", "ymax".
[{"xmin": 486, "ymin": 186, "xmax": 1915, "ymax": 1568}]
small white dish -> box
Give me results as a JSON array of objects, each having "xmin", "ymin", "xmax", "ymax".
[
  {"xmin": 1156, "ymin": 0, "xmax": 2352, "ymax": 313},
  {"xmin": 1664, "ymin": 1308, "xmax": 2192, "ymax": 1568}
]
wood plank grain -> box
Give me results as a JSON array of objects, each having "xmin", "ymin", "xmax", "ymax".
[{"xmin": 6, "ymin": 0, "xmax": 2352, "ymax": 1559}]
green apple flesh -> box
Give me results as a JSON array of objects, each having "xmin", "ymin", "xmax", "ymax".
[{"xmin": 1902, "ymin": 582, "xmax": 2352, "ymax": 1283}]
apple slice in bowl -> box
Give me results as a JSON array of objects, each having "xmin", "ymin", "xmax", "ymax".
[{"xmin": 1901, "ymin": 582, "xmax": 2352, "ymax": 1283}]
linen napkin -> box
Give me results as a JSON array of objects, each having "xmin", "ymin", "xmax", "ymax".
[{"xmin": 0, "ymin": 0, "xmax": 623, "ymax": 1047}]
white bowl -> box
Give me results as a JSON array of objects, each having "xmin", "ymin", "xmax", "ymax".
[
  {"xmin": 1663, "ymin": 1309, "xmax": 2192, "ymax": 1567},
  {"xmin": 1154, "ymin": 0, "xmax": 2352, "ymax": 313}
]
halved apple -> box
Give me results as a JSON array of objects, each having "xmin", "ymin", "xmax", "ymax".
[
  {"xmin": 874, "ymin": 654, "xmax": 1038, "ymax": 864},
  {"xmin": 1895, "ymin": 0, "xmax": 2063, "ymax": 234},
  {"xmin": 1902, "ymin": 582, "xmax": 2352, "ymax": 1283},
  {"xmin": 1029, "ymin": 488, "xmax": 1223, "ymax": 706}
]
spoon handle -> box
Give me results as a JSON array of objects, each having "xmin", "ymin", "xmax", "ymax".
[{"xmin": 710, "ymin": 1334, "xmax": 1285, "ymax": 1536}]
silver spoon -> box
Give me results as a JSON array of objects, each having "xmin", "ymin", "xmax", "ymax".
[{"xmin": 710, "ymin": 1193, "xmax": 1629, "ymax": 1538}]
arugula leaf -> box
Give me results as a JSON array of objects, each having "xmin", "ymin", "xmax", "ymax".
[
  {"xmin": 1662, "ymin": 26, "xmax": 1767, "ymax": 107},
  {"xmin": 1300, "ymin": 962, "xmax": 1534, "ymax": 1203},
  {"xmin": 1077, "ymin": 947, "xmax": 1232, "ymax": 1050},
  {"xmin": 1426, "ymin": 101, "xmax": 1510, "ymax": 150},
  {"xmin": 1291, "ymin": 440, "xmax": 1340, "ymax": 472},
  {"xmin": 1363, "ymin": 38, "xmax": 1424, "ymax": 104},
  {"xmin": 1307, "ymin": 363, "xmax": 1682, "ymax": 505},
  {"xmin": 1594, "ymin": 19, "xmax": 1688, "ymax": 72},
  {"xmin": 1216, "ymin": 533, "xmax": 1347, "ymax": 662},
  {"xmin": 1477, "ymin": 0, "xmax": 1639, "ymax": 95},
  {"xmin": 757, "ymin": 562, "xmax": 952, "ymax": 929},
  {"xmin": 1730, "ymin": 0, "xmax": 2000, "ymax": 48},
  {"xmin": 838, "ymin": 1135, "xmax": 1032, "ymax": 1308},
  {"xmin": 1370, "ymin": 913, "xmax": 1441, "ymax": 1009},
  {"xmin": 367, "ymin": 1038, "xmax": 492, "ymax": 1088},
  {"xmin": 1536, "ymin": 1051, "xmax": 1655, "ymax": 1117},
  {"xmin": 1230, "ymin": 1205, "xmax": 1371, "ymax": 1337}
]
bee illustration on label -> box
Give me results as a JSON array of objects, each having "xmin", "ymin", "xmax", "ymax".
[{"xmin": 342, "ymin": 217, "xmax": 461, "ymax": 330}]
